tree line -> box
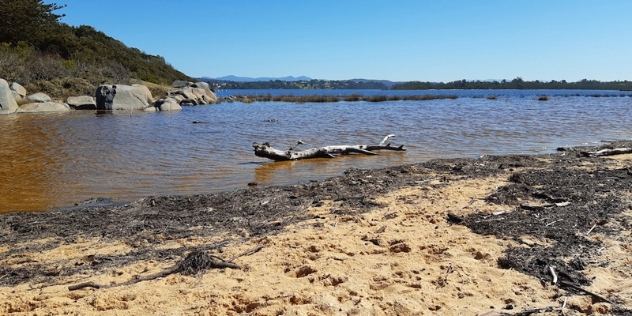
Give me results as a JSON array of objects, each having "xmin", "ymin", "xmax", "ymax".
[
  {"xmin": 391, "ymin": 77, "xmax": 632, "ymax": 91},
  {"xmin": 208, "ymin": 77, "xmax": 632, "ymax": 91}
]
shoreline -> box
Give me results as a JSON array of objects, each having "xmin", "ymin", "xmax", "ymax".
[{"xmin": 1, "ymin": 141, "xmax": 632, "ymax": 315}]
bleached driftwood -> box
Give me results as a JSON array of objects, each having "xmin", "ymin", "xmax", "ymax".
[
  {"xmin": 581, "ymin": 147, "xmax": 632, "ymax": 157},
  {"xmin": 253, "ymin": 135, "xmax": 405, "ymax": 161}
]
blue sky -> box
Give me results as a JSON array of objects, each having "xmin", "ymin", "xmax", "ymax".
[{"xmin": 56, "ymin": 1, "xmax": 631, "ymax": 82}]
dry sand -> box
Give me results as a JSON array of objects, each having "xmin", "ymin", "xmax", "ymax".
[{"xmin": 1, "ymin": 152, "xmax": 631, "ymax": 315}]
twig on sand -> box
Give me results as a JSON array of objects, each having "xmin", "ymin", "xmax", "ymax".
[
  {"xmin": 545, "ymin": 219, "xmax": 560, "ymax": 227},
  {"xmin": 510, "ymin": 306, "xmax": 556, "ymax": 316},
  {"xmin": 580, "ymin": 147, "xmax": 632, "ymax": 157},
  {"xmin": 587, "ymin": 224, "xmax": 597, "ymax": 235},
  {"xmin": 438, "ymin": 263, "xmax": 454, "ymax": 287},
  {"xmin": 69, "ymin": 250, "xmax": 241, "ymax": 291},
  {"xmin": 68, "ymin": 281, "xmax": 101, "ymax": 291},
  {"xmin": 559, "ymin": 281, "xmax": 612, "ymax": 304},
  {"xmin": 549, "ymin": 266, "xmax": 558, "ymax": 285},
  {"xmin": 229, "ymin": 245, "xmax": 264, "ymax": 262}
]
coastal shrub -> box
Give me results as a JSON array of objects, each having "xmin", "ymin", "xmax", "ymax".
[
  {"xmin": 27, "ymin": 51, "xmax": 71, "ymax": 81},
  {"xmin": 216, "ymin": 93, "xmax": 460, "ymax": 104},
  {"xmin": 257, "ymin": 93, "xmax": 273, "ymax": 102},
  {"xmin": 343, "ymin": 94, "xmax": 362, "ymax": 102},
  {"xmin": 24, "ymin": 77, "xmax": 93, "ymax": 99},
  {"xmin": 401, "ymin": 94, "xmax": 457, "ymax": 101},
  {"xmin": 296, "ymin": 95, "xmax": 339, "ymax": 103},
  {"xmin": 62, "ymin": 60, "xmax": 77, "ymax": 71},
  {"xmin": 364, "ymin": 95, "xmax": 388, "ymax": 102}
]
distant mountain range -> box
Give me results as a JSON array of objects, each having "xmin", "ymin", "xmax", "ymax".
[
  {"xmin": 199, "ymin": 76, "xmax": 399, "ymax": 88},
  {"xmin": 201, "ymin": 75, "xmax": 313, "ymax": 82}
]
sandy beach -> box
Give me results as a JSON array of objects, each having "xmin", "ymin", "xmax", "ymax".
[{"xmin": 1, "ymin": 141, "xmax": 631, "ymax": 315}]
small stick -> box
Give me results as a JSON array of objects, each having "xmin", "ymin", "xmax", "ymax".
[
  {"xmin": 587, "ymin": 224, "xmax": 597, "ymax": 235},
  {"xmin": 457, "ymin": 198, "xmax": 476, "ymax": 211},
  {"xmin": 229, "ymin": 246, "xmax": 264, "ymax": 262},
  {"xmin": 546, "ymin": 220, "xmax": 560, "ymax": 227},
  {"xmin": 442, "ymin": 264, "xmax": 454, "ymax": 284},
  {"xmin": 288, "ymin": 140, "xmax": 304, "ymax": 151},
  {"xmin": 379, "ymin": 134, "xmax": 395, "ymax": 146},
  {"xmin": 562, "ymin": 297, "xmax": 568, "ymax": 314},
  {"xmin": 68, "ymin": 282, "xmax": 101, "ymax": 291},
  {"xmin": 549, "ymin": 266, "xmax": 558, "ymax": 285},
  {"xmin": 207, "ymin": 260, "xmax": 241, "ymax": 269}
]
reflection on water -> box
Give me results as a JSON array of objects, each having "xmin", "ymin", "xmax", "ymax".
[{"xmin": 1, "ymin": 90, "xmax": 631, "ymax": 213}]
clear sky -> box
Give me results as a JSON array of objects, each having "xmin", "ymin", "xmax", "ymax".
[{"xmin": 55, "ymin": 0, "xmax": 631, "ymax": 82}]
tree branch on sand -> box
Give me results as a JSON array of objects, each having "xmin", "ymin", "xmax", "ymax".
[{"xmin": 580, "ymin": 147, "xmax": 632, "ymax": 157}]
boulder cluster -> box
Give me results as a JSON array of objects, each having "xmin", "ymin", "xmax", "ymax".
[{"xmin": 0, "ymin": 79, "xmax": 217, "ymax": 115}]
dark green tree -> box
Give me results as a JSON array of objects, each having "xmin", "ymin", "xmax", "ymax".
[{"xmin": 0, "ymin": 0, "xmax": 67, "ymax": 47}]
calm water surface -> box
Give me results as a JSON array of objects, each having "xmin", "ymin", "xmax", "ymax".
[{"xmin": 1, "ymin": 90, "xmax": 631, "ymax": 213}]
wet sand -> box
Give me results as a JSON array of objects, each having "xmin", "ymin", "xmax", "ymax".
[{"xmin": 1, "ymin": 141, "xmax": 631, "ymax": 315}]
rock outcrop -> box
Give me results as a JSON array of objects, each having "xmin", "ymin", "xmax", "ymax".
[
  {"xmin": 3, "ymin": 79, "xmax": 214, "ymax": 115},
  {"xmin": 66, "ymin": 96, "xmax": 96, "ymax": 110},
  {"xmin": 167, "ymin": 81, "xmax": 217, "ymax": 106},
  {"xmin": 171, "ymin": 80, "xmax": 191, "ymax": 89},
  {"xmin": 10, "ymin": 82, "xmax": 26, "ymax": 100},
  {"xmin": 17, "ymin": 91, "xmax": 70, "ymax": 113},
  {"xmin": 26, "ymin": 92, "xmax": 53, "ymax": 103},
  {"xmin": 0, "ymin": 79, "xmax": 18, "ymax": 115},
  {"xmin": 95, "ymin": 84, "xmax": 155, "ymax": 110}
]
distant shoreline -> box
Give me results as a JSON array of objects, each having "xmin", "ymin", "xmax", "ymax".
[{"xmin": 216, "ymin": 90, "xmax": 632, "ymax": 104}]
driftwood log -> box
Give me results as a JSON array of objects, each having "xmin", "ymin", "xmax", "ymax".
[
  {"xmin": 580, "ymin": 147, "xmax": 632, "ymax": 157},
  {"xmin": 253, "ymin": 135, "xmax": 405, "ymax": 161}
]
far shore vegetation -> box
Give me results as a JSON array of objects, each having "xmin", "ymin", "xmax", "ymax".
[
  {"xmin": 218, "ymin": 91, "xmax": 631, "ymax": 104},
  {"xmin": 208, "ymin": 77, "xmax": 632, "ymax": 91},
  {"xmin": 220, "ymin": 93, "xmax": 458, "ymax": 104}
]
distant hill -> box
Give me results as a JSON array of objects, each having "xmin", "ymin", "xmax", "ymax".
[
  {"xmin": 349, "ymin": 78, "xmax": 398, "ymax": 89},
  {"xmin": 205, "ymin": 75, "xmax": 313, "ymax": 82},
  {"xmin": 201, "ymin": 78, "xmax": 391, "ymax": 90},
  {"xmin": 0, "ymin": 1, "xmax": 192, "ymax": 98},
  {"xmin": 198, "ymin": 76, "xmax": 399, "ymax": 90},
  {"xmin": 201, "ymin": 76, "xmax": 399, "ymax": 88}
]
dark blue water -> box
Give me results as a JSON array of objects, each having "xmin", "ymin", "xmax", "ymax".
[{"xmin": 1, "ymin": 89, "xmax": 631, "ymax": 213}]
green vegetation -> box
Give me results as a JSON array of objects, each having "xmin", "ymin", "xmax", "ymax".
[
  {"xmin": 209, "ymin": 77, "xmax": 632, "ymax": 92},
  {"xmin": 392, "ymin": 77, "xmax": 632, "ymax": 91},
  {"xmin": 0, "ymin": 0, "xmax": 191, "ymax": 98},
  {"xmin": 220, "ymin": 93, "xmax": 457, "ymax": 104}
]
